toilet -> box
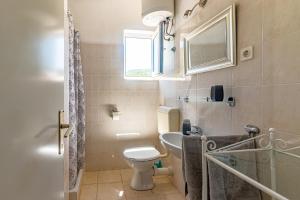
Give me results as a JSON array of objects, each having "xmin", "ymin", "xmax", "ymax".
[{"xmin": 123, "ymin": 106, "xmax": 180, "ymax": 191}]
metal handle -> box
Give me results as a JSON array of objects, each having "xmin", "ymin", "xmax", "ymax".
[
  {"xmin": 58, "ymin": 110, "xmax": 70, "ymax": 155},
  {"xmin": 244, "ymin": 124, "xmax": 260, "ymax": 137},
  {"xmin": 60, "ymin": 123, "xmax": 70, "ymax": 129},
  {"xmin": 64, "ymin": 125, "xmax": 73, "ymax": 138},
  {"xmin": 191, "ymin": 126, "xmax": 203, "ymax": 135}
]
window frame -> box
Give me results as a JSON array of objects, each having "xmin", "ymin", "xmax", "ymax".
[
  {"xmin": 123, "ymin": 30, "xmax": 155, "ymax": 80},
  {"xmin": 152, "ymin": 24, "xmax": 164, "ymax": 77}
]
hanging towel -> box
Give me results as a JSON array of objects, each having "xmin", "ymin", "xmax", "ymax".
[
  {"xmin": 208, "ymin": 138, "xmax": 262, "ymax": 200},
  {"xmin": 182, "ymin": 134, "xmax": 203, "ymax": 200},
  {"xmin": 182, "ymin": 134, "xmax": 261, "ymax": 200}
]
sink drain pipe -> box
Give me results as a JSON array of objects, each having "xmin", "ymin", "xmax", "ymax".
[{"xmin": 152, "ymin": 141, "xmax": 174, "ymax": 176}]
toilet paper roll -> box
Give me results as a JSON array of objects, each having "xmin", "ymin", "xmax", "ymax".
[{"xmin": 112, "ymin": 111, "xmax": 121, "ymax": 121}]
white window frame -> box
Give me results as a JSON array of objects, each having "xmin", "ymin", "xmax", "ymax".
[
  {"xmin": 123, "ymin": 30, "xmax": 155, "ymax": 80},
  {"xmin": 152, "ymin": 24, "xmax": 164, "ymax": 77},
  {"xmin": 123, "ymin": 29, "xmax": 187, "ymax": 81}
]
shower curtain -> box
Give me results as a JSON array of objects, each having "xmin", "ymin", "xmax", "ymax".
[{"xmin": 68, "ymin": 11, "xmax": 86, "ymax": 189}]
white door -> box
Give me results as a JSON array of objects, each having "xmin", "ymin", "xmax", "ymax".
[{"xmin": 0, "ymin": 0, "xmax": 66, "ymax": 200}]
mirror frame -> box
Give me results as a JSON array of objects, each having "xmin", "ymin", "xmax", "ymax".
[{"xmin": 184, "ymin": 4, "xmax": 236, "ymax": 75}]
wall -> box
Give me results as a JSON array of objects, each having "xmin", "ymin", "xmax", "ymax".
[
  {"xmin": 160, "ymin": 0, "xmax": 300, "ymax": 196},
  {"xmin": 69, "ymin": 0, "xmax": 152, "ymax": 44},
  {"xmin": 161, "ymin": 0, "xmax": 300, "ymax": 137},
  {"xmin": 70, "ymin": 0, "xmax": 300, "ymax": 195},
  {"xmin": 81, "ymin": 43, "xmax": 160, "ymax": 170},
  {"xmin": 70, "ymin": 0, "xmax": 160, "ymax": 170}
]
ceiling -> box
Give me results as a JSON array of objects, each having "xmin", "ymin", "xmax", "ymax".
[
  {"xmin": 69, "ymin": 0, "xmax": 200, "ymax": 44},
  {"xmin": 70, "ymin": 0, "xmax": 154, "ymax": 44}
]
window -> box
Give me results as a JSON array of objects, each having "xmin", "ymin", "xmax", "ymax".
[
  {"xmin": 152, "ymin": 23, "xmax": 164, "ymax": 76},
  {"xmin": 124, "ymin": 30, "xmax": 154, "ymax": 79}
]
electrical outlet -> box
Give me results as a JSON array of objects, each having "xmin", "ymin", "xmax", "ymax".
[{"xmin": 240, "ymin": 46, "xmax": 253, "ymax": 61}]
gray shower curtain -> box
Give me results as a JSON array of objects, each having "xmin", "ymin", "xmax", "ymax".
[{"xmin": 68, "ymin": 11, "xmax": 86, "ymax": 189}]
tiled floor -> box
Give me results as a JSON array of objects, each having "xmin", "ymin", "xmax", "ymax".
[{"xmin": 80, "ymin": 169, "xmax": 186, "ymax": 200}]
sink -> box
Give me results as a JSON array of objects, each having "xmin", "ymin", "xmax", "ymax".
[{"xmin": 159, "ymin": 132, "xmax": 182, "ymax": 159}]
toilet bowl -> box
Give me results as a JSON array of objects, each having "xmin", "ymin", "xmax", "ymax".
[
  {"xmin": 123, "ymin": 106, "xmax": 180, "ymax": 191},
  {"xmin": 123, "ymin": 147, "xmax": 160, "ymax": 191}
]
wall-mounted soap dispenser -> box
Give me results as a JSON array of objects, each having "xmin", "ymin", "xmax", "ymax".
[
  {"xmin": 182, "ymin": 119, "xmax": 191, "ymax": 135},
  {"xmin": 210, "ymin": 85, "xmax": 235, "ymax": 107},
  {"xmin": 210, "ymin": 85, "xmax": 224, "ymax": 102},
  {"xmin": 198, "ymin": 85, "xmax": 236, "ymax": 107}
]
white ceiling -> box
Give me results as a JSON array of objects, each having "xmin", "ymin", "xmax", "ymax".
[
  {"xmin": 69, "ymin": 0, "xmax": 201, "ymax": 44},
  {"xmin": 70, "ymin": 0, "xmax": 154, "ymax": 44}
]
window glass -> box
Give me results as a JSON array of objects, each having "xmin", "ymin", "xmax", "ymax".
[{"xmin": 124, "ymin": 36, "xmax": 152, "ymax": 78}]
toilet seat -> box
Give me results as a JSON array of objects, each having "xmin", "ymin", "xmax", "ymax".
[{"xmin": 123, "ymin": 147, "xmax": 160, "ymax": 162}]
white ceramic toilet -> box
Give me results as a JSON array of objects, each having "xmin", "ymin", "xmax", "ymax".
[{"xmin": 123, "ymin": 106, "xmax": 180, "ymax": 191}]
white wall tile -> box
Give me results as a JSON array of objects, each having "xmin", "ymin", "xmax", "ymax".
[{"xmin": 83, "ymin": 44, "xmax": 160, "ymax": 170}]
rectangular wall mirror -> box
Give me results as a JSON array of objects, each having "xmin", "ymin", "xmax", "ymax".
[{"xmin": 184, "ymin": 4, "xmax": 236, "ymax": 75}]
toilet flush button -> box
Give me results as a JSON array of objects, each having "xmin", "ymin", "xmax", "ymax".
[{"xmin": 240, "ymin": 46, "xmax": 253, "ymax": 61}]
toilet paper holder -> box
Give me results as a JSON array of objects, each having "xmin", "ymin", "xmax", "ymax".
[{"xmin": 111, "ymin": 106, "xmax": 121, "ymax": 120}]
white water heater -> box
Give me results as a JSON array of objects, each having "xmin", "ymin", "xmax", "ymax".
[{"xmin": 142, "ymin": 0, "xmax": 174, "ymax": 27}]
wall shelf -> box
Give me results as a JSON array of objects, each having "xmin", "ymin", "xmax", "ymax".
[{"xmin": 177, "ymin": 95, "xmax": 236, "ymax": 107}]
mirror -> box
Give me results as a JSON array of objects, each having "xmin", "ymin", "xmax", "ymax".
[{"xmin": 185, "ymin": 4, "xmax": 236, "ymax": 75}]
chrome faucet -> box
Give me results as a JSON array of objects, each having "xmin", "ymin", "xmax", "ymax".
[
  {"xmin": 244, "ymin": 124, "xmax": 260, "ymax": 137},
  {"xmin": 190, "ymin": 126, "xmax": 203, "ymax": 135}
]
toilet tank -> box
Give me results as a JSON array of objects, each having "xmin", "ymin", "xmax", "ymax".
[{"xmin": 157, "ymin": 106, "xmax": 180, "ymax": 134}]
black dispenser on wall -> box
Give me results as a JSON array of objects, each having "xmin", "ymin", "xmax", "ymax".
[
  {"xmin": 182, "ymin": 119, "xmax": 191, "ymax": 135},
  {"xmin": 210, "ymin": 85, "xmax": 224, "ymax": 102}
]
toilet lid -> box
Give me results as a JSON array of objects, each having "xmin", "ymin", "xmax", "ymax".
[{"xmin": 123, "ymin": 147, "xmax": 160, "ymax": 161}]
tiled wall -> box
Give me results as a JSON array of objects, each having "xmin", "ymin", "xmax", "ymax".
[
  {"xmin": 160, "ymin": 0, "xmax": 300, "ymax": 196},
  {"xmin": 160, "ymin": 0, "xmax": 300, "ymax": 136},
  {"xmin": 81, "ymin": 43, "xmax": 160, "ymax": 171},
  {"xmin": 79, "ymin": 0, "xmax": 300, "ymax": 191}
]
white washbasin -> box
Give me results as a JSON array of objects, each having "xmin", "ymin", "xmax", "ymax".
[{"xmin": 159, "ymin": 132, "xmax": 182, "ymax": 158}]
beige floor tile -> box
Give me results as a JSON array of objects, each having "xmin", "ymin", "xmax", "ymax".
[
  {"xmin": 153, "ymin": 175, "xmax": 171, "ymax": 184},
  {"xmin": 152, "ymin": 183, "xmax": 179, "ymax": 195},
  {"xmin": 83, "ymin": 171, "xmax": 98, "ymax": 185},
  {"xmin": 81, "ymin": 170, "xmax": 185, "ymax": 200},
  {"xmin": 135, "ymin": 194, "xmax": 164, "ymax": 200},
  {"xmin": 162, "ymin": 193, "xmax": 186, "ymax": 200},
  {"xmin": 121, "ymin": 169, "xmax": 133, "ymax": 185},
  {"xmin": 123, "ymin": 185, "xmax": 153, "ymax": 199},
  {"xmin": 80, "ymin": 184, "xmax": 97, "ymax": 200},
  {"xmin": 98, "ymin": 170, "xmax": 122, "ymax": 183},
  {"xmin": 97, "ymin": 182, "xmax": 125, "ymax": 200}
]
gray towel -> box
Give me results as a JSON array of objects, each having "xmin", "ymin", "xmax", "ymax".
[
  {"xmin": 182, "ymin": 134, "xmax": 203, "ymax": 200},
  {"xmin": 208, "ymin": 137, "xmax": 262, "ymax": 200},
  {"xmin": 182, "ymin": 134, "xmax": 261, "ymax": 200}
]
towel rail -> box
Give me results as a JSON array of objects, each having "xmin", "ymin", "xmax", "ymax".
[
  {"xmin": 205, "ymin": 154, "xmax": 288, "ymax": 200},
  {"xmin": 201, "ymin": 128, "xmax": 299, "ymax": 200}
]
